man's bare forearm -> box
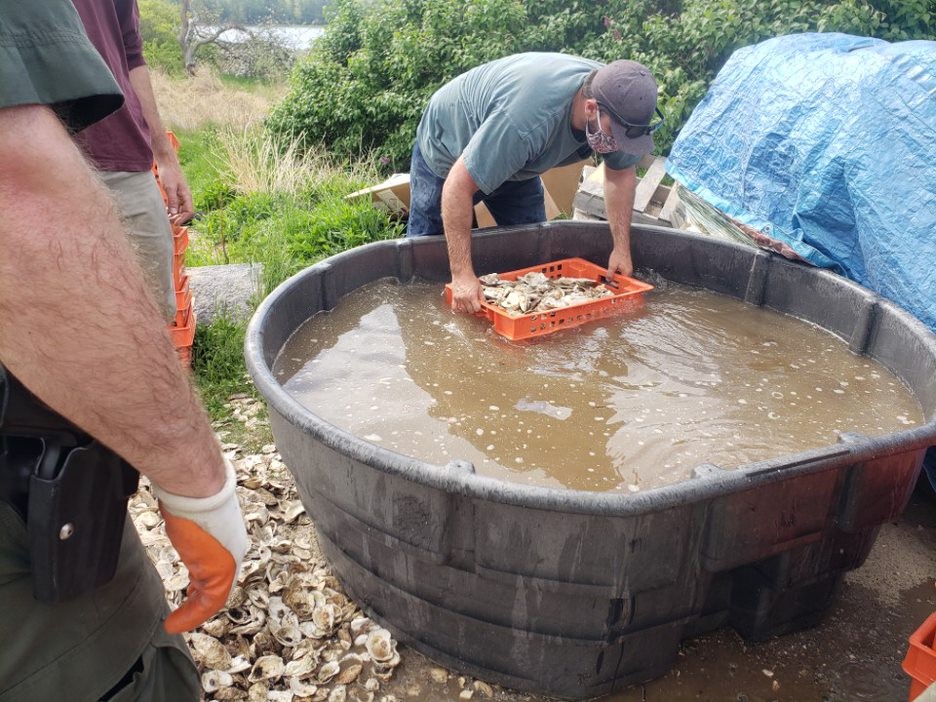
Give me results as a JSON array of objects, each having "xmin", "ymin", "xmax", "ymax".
[
  {"xmin": 440, "ymin": 158, "xmax": 486, "ymax": 313},
  {"xmin": 0, "ymin": 105, "xmax": 223, "ymax": 497},
  {"xmin": 442, "ymin": 194, "xmax": 476, "ymax": 281},
  {"xmin": 442, "ymin": 158, "xmax": 480, "ymax": 279},
  {"xmin": 604, "ymin": 165, "xmax": 637, "ymax": 276},
  {"xmin": 129, "ymin": 64, "xmax": 192, "ymax": 222},
  {"xmin": 604, "ymin": 165, "xmax": 636, "ymax": 250}
]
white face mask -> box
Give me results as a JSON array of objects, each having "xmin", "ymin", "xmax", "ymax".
[{"xmin": 585, "ymin": 106, "xmax": 619, "ymax": 154}]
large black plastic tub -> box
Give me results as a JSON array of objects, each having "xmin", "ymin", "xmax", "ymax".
[{"xmin": 245, "ymin": 223, "xmax": 936, "ymax": 699}]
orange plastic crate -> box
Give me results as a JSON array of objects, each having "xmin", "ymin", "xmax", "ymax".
[
  {"xmin": 172, "ymin": 225, "xmax": 189, "ymax": 255},
  {"xmin": 445, "ymin": 257, "xmax": 653, "ymax": 340},
  {"xmin": 174, "ymin": 297, "xmax": 192, "ymax": 328},
  {"xmin": 170, "ymin": 303, "xmax": 196, "ymax": 348},
  {"xmin": 175, "ymin": 278, "xmax": 191, "ymax": 313},
  {"xmin": 903, "ymin": 612, "xmax": 936, "ymax": 700}
]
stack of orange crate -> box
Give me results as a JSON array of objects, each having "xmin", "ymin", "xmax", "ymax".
[
  {"xmin": 170, "ymin": 224, "xmax": 195, "ymax": 367},
  {"xmin": 152, "ymin": 131, "xmax": 196, "ymax": 368}
]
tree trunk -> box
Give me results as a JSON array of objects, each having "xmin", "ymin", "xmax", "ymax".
[
  {"xmin": 179, "ymin": 0, "xmax": 196, "ymax": 74},
  {"xmin": 177, "ymin": 0, "xmax": 251, "ymax": 76}
]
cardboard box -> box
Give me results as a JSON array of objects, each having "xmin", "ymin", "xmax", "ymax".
[
  {"xmin": 541, "ymin": 159, "xmax": 590, "ymax": 215},
  {"xmin": 347, "ymin": 173, "xmax": 410, "ymax": 217},
  {"xmin": 349, "ymin": 159, "xmax": 589, "ymax": 227},
  {"xmin": 474, "ymin": 201, "xmax": 497, "ymax": 229}
]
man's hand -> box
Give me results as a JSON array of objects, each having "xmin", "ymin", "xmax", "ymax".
[
  {"xmin": 607, "ymin": 246, "xmax": 634, "ymax": 279},
  {"xmin": 450, "ymin": 273, "xmax": 484, "ymax": 314},
  {"xmin": 603, "ymin": 165, "xmax": 637, "ymax": 279},
  {"xmin": 155, "ymin": 155, "xmax": 194, "ymax": 225},
  {"xmin": 153, "ymin": 458, "xmax": 249, "ymax": 633}
]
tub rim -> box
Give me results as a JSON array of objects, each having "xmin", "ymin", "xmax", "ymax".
[{"xmin": 244, "ymin": 223, "xmax": 936, "ymax": 517}]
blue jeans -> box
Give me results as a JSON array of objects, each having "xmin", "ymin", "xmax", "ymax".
[{"xmin": 406, "ymin": 142, "xmax": 546, "ymax": 237}]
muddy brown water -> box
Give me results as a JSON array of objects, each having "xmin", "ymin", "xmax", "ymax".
[{"xmin": 274, "ymin": 277, "xmax": 924, "ymax": 492}]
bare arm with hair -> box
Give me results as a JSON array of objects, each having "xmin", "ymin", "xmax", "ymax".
[
  {"xmin": 442, "ymin": 156, "xmax": 485, "ymax": 314},
  {"xmin": 0, "ymin": 103, "xmax": 247, "ymax": 631},
  {"xmin": 0, "ymin": 104, "xmax": 217, "ymax": 496},
  {"xmin": 603, "ymin": 164, "xmax": 637, "ymax": 277},
  {"xmin": 128, "ymin": 65, "xmax": 193, "ymax": 224}
]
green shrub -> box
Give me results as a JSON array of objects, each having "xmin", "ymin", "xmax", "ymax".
[
  {"xmin": 865, "ymin": 0, "xmax": 933, "ymax": 39},
  {"xmin": 226, "ymin": 192, "xmax": 278, "ymax": 229},
  {"xmin": 139, "ymin": 0, "xmax": 185, "ymax": 75},
  {"xmin": 269, "ymin": 0, "xmax": 934, "ymax": 167},
  {"xmin": 196, "ymin": 178, "xmax": 238, "ymax": 212},
  {"xmin": 283, "ymin": 198, "xmax": 404, "ymax": 262}
]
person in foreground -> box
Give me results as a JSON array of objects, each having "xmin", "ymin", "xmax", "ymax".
[
  {"xmin": 0, "ymin": 1, "xmax": 248, "ymax": 700},
  {"xmin": 406, "ymin": 52, "xmax": 663, "ymax": 314}
]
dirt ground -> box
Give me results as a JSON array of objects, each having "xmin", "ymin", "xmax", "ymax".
[{"xmin": 376, "ymin": 485, "xmax": 936, "ymax": 702}]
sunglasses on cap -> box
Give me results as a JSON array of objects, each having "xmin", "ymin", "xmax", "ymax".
[{"xmin": 599, "ymin": 104, "xmax": 666, "ymax": 138}]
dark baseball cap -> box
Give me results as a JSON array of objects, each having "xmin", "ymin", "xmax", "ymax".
[{"xmin": 590, "ymin": 60, "xmax": 660, "ymax": 156}]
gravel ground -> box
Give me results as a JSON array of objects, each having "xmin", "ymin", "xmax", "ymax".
[{"xmin": 132, "ymin": 394, "xmax": 936, "ymax": 702}]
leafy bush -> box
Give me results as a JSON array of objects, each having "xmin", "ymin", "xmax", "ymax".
[
  {"xmin": 269, "ymin": 0, "xmax": 933, "ymax": 169},
  {"xmin": 282, "ymin": 197, "xmax": 404, "ymax": 262},
  {"xmin": 196, "ymin": 178, "xmax": 238, "ymax": 211},
  {"xmin": 139, "ymin": 0, "xmax": 185, "ymax": 75}
]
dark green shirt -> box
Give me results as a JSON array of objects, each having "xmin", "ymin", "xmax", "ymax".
[
  {"xmin": 416, "ymin": 52, "xmax": 640, "ymax": 195},
  {"xmin": 0, "ymin": 0, "xmax": 123, "ymax": 131}
]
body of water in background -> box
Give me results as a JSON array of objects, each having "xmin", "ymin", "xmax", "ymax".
[{"xmin": 205, "ymin": 24, "xmax": 325, "ymax": 51}]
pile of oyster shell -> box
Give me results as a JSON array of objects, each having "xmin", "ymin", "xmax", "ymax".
[
  {"xmin": 479, "ymin": 271, "xmax": 613, "ymax": 315},
  {"xmin": 129, "ymin": 394, "xmax": 402, "ymax": 702}
]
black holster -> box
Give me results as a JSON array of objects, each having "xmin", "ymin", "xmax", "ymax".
[{"xmin": 0, "ymin": 366, "xmax": 139, "ymax": 602}]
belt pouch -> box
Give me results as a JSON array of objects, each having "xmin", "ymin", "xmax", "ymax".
[{"xmin": 28, "ymin": 442, "xmax": 139, "ymax": 602}]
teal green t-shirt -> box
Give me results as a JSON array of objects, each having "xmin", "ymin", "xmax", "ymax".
[{"xmin": 416, "ymin": 52, "xmax": 640, "ymax": 194}]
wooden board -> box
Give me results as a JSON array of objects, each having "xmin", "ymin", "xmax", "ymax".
[
  {"xmin": 658, "ymin": 182, "xmax": 682, "ymax": 224},
  {"xmin": 633, "ymin": 157, "xmax": 667, "ymax": 214},
  {"xmin": 571, "ymin": 156, "xmax": 680, "ymax": 227}
]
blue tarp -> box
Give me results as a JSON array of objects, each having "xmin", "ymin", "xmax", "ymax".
[{"xmin": 666, "ymin": 33, "xmax": 936, "ymax": 334}]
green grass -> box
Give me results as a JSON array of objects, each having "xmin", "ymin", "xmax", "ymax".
[
  {"xmin": 175, "ymin": 127, "xmax": 227, "ymax": 212},
  {"xmin": 192, "ymin": 314, "xmax": 274, "ymax": 450},
  {"xmin": 218, "ymin": 73, "xmax": 284, "ymax": 97},
  {"xmin": 192, "ymin": 315, "xmax": 254, "ymax": 415},
  {"xmin": 180, "ymin": 124, "xmax": 403, "ymax": 424}
]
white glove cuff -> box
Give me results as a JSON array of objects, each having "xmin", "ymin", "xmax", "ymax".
[{"xmin": 153, "ymin": 457, "xmax": 237, "ymax": 516}]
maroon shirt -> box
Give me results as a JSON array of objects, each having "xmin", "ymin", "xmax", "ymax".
[{"xmin": 71, "ymin": 0, "xmax": 153, "ymax": 172}]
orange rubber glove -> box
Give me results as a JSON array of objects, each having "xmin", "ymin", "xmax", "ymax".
[{"xmin": 153, "ymin": 458, "xmax": 249, "ymax": 634}]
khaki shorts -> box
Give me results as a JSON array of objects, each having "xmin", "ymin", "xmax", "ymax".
[{"xmin": 100, "ymin": 171, "xmax": 176, "ymax": 321}]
